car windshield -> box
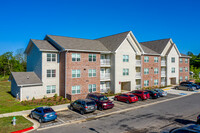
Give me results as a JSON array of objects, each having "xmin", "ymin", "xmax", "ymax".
[
  {"xmin": 99, "ymin": 96, "xmax": 108, "ymax": 101},
  {"xmin": 43, "ymin": 108, "xmax": 54, "ymax": 113},
  {"xmin": 129, "ymin": 94, "xmax": 135, "ymax": 97},
  {"xmin": 86, "ymin": 101, "xmax": 96, "ymax": 106}
]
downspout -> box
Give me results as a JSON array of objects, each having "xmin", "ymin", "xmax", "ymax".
[{"xmin": 64, "ymin": 50, "xmax": 68, "ymax": 98}]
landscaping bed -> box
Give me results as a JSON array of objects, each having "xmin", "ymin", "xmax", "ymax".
[{"xmin": 0, "ymin": 116, "xmax": 33, "ymax": 133}]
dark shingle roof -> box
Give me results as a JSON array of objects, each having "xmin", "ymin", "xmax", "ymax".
[
  {"xmin": 180, "ymin": 53, "xmax": 190, "ymax": 58},
  {"xmin": 47, "ymin": 35, "xmax": 109, "ymax": 52},
  {"xmin": 140, "ymin": 38, "xmax": 170, "ymax": 54},
  {"xmin": 31, "ymin": 39, "xmax": 58, "ymax": 52},
  {"xmin": 11, "ymin": 72, "xmax": 42, "ymax": 86},
  {"xmin": 95, "ymin": 31, "xmax": 130, "ymax": 51}
]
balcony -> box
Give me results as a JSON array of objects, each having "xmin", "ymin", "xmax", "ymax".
[
  {"xmin": 100, "ymin": 73, "xmax": 110, "ymax": 81},
  {"xmin": 135, "ymin": 60, "xmax": 141, "ymax": 66},
  {"xmin": 135, "ymin": 85, "xmax": 141, "ymax": 89},
  {"xmin": 100, "ymin": 87, "xmax": 110, "ymax": 93},
  {"xmin": 161, "ymin": 71, "xmax": 166, "ymax": 77},
  {"xmin": 135, "ymin": 72, "xmax": 141, "ymax": 79},
  {"xmin": 161, "ymin": 61, "xmax": 166, "ymax": 66},
  {"xmin": 161, "ymin": 82, "xmax": 166, "ymax": 86},
  {"xmin": 101, "ymin": 59, "xmax": 111, "ymax": 67}
]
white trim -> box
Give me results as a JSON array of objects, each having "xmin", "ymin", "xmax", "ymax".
[
  {"xmin": 39, "ymin": 49, "xmax": 59, "ymax": 52},
  {"xmin": 19, "ymin": 83, "xmax": 43, "ymax": 87},
  {"xmin": 129, "ymin": 31, "xmax": 144, "ymax": 53},
  {"xmin": 64, "ymin": 49, "xmax": 111, "ymax": 53}
]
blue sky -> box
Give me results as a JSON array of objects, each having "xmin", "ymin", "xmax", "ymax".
[{"xmin": 0, "ymin": 0, "xmax": 199, "ymax": 55}]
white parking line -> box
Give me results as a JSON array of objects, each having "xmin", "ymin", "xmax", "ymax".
[
  {"xmin": 68, "ymin": 110, "xmax": 87, "ymax": 118},
  {"xmin": 57, "ymin": 117, "xmax": 66, "ymax": 123}
]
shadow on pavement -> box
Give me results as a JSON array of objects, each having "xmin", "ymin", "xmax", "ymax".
[{"xmin": 175, "ymin": 118, "xmax": 196, "ymax": 125}]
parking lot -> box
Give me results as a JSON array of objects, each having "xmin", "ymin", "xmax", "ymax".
[{"xmin": 38, "ymin": 93, "xmax": 180, "ymax": 129}]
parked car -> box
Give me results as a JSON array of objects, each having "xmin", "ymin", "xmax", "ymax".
[
  {"xmin": 180, "ymin": 81, "xmax": 200, "ymax": 89},
  {"xmin": 168, "ymin": 124, "xmax": 200, "ymax": 133},
  {"xmin": 69, "ymin": 99, "xmax": 97, "ymax": 115},
  {"xmin": 87, "ymin": 93, "xmax": 114, "ymax": 111},
  {"xmin": 130, "ymin": 90, "xmax": 150, "ymax": 100},
  {"xmin": 153, "ymin": 89, "xmax": 167, "ymax": 97},
  {"xmin": 30, "ymin": 107, "xmax": 57, "ymax": 123},
  {"xmin": 145, "ymin": 90, "xmax": 159, "ymax": 99},
  {"xmin": 175, "ymin": 84, "xmax": 196, "ymax": 91},
  {"xmin": 197, "ymin": 114, "xmax": 200, "ymax": 124},
  {"xmin": 114, "ymin": 93, "xmax": 138, "ymax": 103}
]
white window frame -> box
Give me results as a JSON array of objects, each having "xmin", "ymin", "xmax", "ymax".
[
  {"xmin": 47, "ymin": 69, "xmax": 56, "ymax": 77},
  {"xmin": 72, "ymin": 86, "xmax": 81, "ymax": 94},
  {"xmin": 171, "ymin": 57, "xmax": 175, "ymax": 63},
  {"xmin": 154, "ymin": 57, "xmax": 159, "ymax": 63},
  {"xmin": 72, "ymin": 53, "xmax": 81, "ymax": 62},
  {"xmin": 180, "ymin": 67, "xmax": 183, "ymax": 72},
  {"xmin": 171, "ymin": 67, "xmax": 175, "ymax": 73},
  {"xmin": 180, "ymin": 58, "xmax": 183, "ymax": 63},
  {"xmin": 47, "ymin": 53, "xmax": 56, "ymax": 62},
  {"xmin": 144, "ymin": 80, "xmax": 149, "ymax": 87},
  {"xmin": 185, "ymin": 67, "xmax": 188, "ymax": 72},
  {"xmin": 89, "ymin": 54, "xmax": 96, "ymax": 62},
  {"xmin": 123, "ymin": 55, "xmax": 129, "ymax": 62},
  {"xmin": 144, "ymin": 56, "xmax": 149, "ymax": 63},
  {"xmin": 154, "ymin": 79, "xmax": 158, "ymax": 86},
  {"xmin": 154, "ymin": 68, "xmax": 159, "ymax": 74},
  {"xmin": 72, "ymin": 70, "xmax": 81, "ymax": 78},
  {"xmin": 123, "ymin": 68, "xmax": 129, "ymax": 76},
  {"xmin": 185, "ymin": 59, "xmax": 188, "ymax": 63},
  {"xmin": 179, "ymin": 76, "xmax": 183, "ymax": 82},
  {"xmin": 185, "ymin": 76, "xmax": 188, "ymax": 81},
  {"xmin": 46, "ymin": 85, "xmax": 56, "ymax": 94},
  {"xmin": 88, "ymin": 84, "xmax": 96, "ymax": 93},
  {"xmin": 88, "ymin": 69, "xmax": 96, "ymax": 77},
  {"xmin": 144, "ymin": 68, "xmax": 149, "ymax": 75}
]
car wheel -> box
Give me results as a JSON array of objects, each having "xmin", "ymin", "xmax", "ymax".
[
  {"xmin": 30, "ymin": 113, "xmax": 33, "ymax": 119},
  {"xmin": 187, "ymin": 88, "xmax": 190, "ymax": 91},
  {"xmin": 99, "ymin": 106, "xmax": 103, "ymax": 111},
  {"xmin": 126, "ymin": 100, "xmax": 130, "ymax": 104},
  {"xmin": 69, "ymin": 105, "xmax": 74, "ymax": 110},
  {"xmin": 80, "ymin": 110, "xmax": 84, "ymax": 115},
  {"xmin": 114, "ymin": 97, "xmax": 117, "ymax": 101},
  {"xmin": 39, "ymin": 118, "xmax": 42, "ymax": 123},
  {"xmin": 175, "ymin": 87, "xmax": 178, "ymax": 90},
  {"xmin": 197, "ymin": 120, "xmax": 200, "ymax": 124}
]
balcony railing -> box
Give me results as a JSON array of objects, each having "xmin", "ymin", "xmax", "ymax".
[
  {"xmin": 161, "ymin": 61, "xmax": 166, "ymax": 66},
  {"xmin": 100, "ymin": 73, "xmax": 110, "ymax": 80},
  {"xmin": 100, "ymin": 87, "xmax": 110, "ymax": 93},
  {"xmin": 136, "ymin": 85, "xmax": 141, "ymax": 89},
  {"xmin": 136, "ymin": 60, "xmax": 141, "ymax": 66},
  {"xmin": 101, "ymin": 59, "xmax": 111, "ymax": 66},
  {"xmin": 161, "ymin": 82, "xmax": 166, "ymax": 86},
  {"xmin": 135, "ymin": 72, "xmax": 141, "ymax": 79},
  {"xmin": 161, "ymin": 71, "xmax": 166, "ymax": 77}
]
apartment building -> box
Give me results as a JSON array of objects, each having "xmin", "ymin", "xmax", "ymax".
[{"xmin": 9, "ymin": 31, "xmax": 190, "ymax": 101}]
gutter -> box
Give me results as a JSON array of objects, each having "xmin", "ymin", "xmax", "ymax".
[
  {"xmin": 18, "ymin": 83, "xmax": 43, "ymax": 87},
  {"xmin": 64, "ymin": 49, "xmax": 111, "ymax": 54}
]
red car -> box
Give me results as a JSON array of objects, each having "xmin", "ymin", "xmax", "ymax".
[
  {"xmin": 130, "ymin": 90, "xmax": 150, "ymax": 100},
  {"xmin": 114, "ymin": 93, "xmax": 138, "ymax": 103}
]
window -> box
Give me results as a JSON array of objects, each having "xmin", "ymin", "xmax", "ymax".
[
  {"xmin": 185, "ymin": 59, "xmax": 188, "ymax": 63},
  {"xmin": 154, "ymin": 68, "xmax": 159, "ymax": 74},
  {"xmin": 123, "ymin": 55, "xmax": 129, "ymax": 62},
  {"xmin": 185, "ymin": 67, "xmax": 188, "ymax": 72},
  {"xmin": 47, "ymin": 69, "xmax": 56, "ymax": 77},
  {"xmin": 185, "ymin": 76, "xmax": 188, "ymax": 81},
  {"xmin": 154, "ymin": 79, "xmax": 158, "ymax": 86},
  {"xmin": 144, "ymin": 56, "xmax": 149, "ymax": 62},
  {"xmin": 89, "ymin": 54, "xmax": 96, "ymax": 62},
  {"xmin": 171, "ymin": 57, "xmax": 175, "ymax": 63},
  {"xmin": 72, "ymin": 70, "xmax": 81, "ymax": 78},
  {"xmin": 179, "ymin": 76, "xmax": 183, "ymax": 82},
  {"xmin": 171, "ymin": 67, "xmax": 175, "ymax": 73},
  {"xmin": 47, "ymin": 53, "xmax": 56, "ymax": 62},
  {"xmin": 180, "ymin": 67, "xmax": 183, "ymax": 72},
  {"xmin": 154, "ymin": 57, "xmax": 159, "ymax": 63},
  {"xmin": 72, "ymin": 86, "xmax": 81, "ymax": 94},
  {"xmin": 72, "ymin": 53, "xmax": 80, "ymax": 62},
  {"xmin": 123, "ymin": 69, "xmax": 129, "ymax": 76},
  {"xmin": 46, "ymin": 85, "xmax": 56, "ymax": 94},
  {"xmin": 180, "ymin": 58, "xmax": 183, "ymax": 63},
  {"xmin": 88, "ymin": 69, "xmax": 96, "ymax": 77},
  {"xmin": 144, "ymin": 80, "xmax": 149, "ymax": 87},
  {"xmin": 144, "ymin": 68, "xmax": 149, "ymax": 75},
  {"xmin": 88, "ymin": 84, "xmax": 96, "ymax": 93}
]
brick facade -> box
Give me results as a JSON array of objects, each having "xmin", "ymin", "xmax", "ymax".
[
  {"xmin": 179, "ymin": 57, "xmax": 190, "ymax": 82},
  {"xmin": 62, "ymin": 51, "xmax": 101, "ymax": 101},
  {"xmin": 141, "ymin": 55, "xmax": 161, "ymax": 88}
]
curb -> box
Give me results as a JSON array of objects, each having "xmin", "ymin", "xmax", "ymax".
[
  {"xmin": 162, "ymin": 88, "xmax": 171, "ymax": 91},
  {"xmin": 11, "ymin": 126, "xmax": 34, "ymax": 133}
]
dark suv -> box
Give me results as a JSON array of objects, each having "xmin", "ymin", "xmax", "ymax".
[
  {"xmin": 180, "ymin": 81, "xmax": 200, "ymax": 89},
  {"xmin": 69, "ymin": 99, "xmax": 97, "ymax": 115},
  {"xmin": 87, "ymin": 93, "xmax": 114, "ymax": 111}
]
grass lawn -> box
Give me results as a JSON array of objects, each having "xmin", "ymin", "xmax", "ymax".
[{"xmin": 0, "ymin": 116, "xmax": 33, "ymax": 133}]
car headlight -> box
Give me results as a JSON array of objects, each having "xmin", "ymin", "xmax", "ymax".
[{"xmin": 103, "ymin": 103, "xmax": 107, "ymax": 106}]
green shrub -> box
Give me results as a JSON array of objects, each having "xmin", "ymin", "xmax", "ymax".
[
  {"xmin": 32, "ymin": 97, "xmax": 35, "ymax": 101},
  {"xmin": 59, "ymin": 97, "xmax": 63, "ymax": 102},
  {"xmin": 43, "ymin": 95, "xmax": 47, "ymax": 99},
  {"xmin": 47, "ymin": 98, "xmax": 51, "ymax": 101}
]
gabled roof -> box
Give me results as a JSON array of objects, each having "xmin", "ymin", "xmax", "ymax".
[
  {"xmin": 180, "ymin": 53, "xmax": 190, "ymax": 58},
  {"xmin": 10, "ymin": 72, "xmax": 42, "ymax": 87},
  {"xmin": 25, "ymin": 39, "xmax": 58, "ymax": 54},
  {"xmin": 140, "ymin": 38, "xmax": 170, "ymax": 54},
  {"xmin": 46, "ymin": 35, "xmax": 110, "ymax": 52},
  {"xmin": 95, "ymin": 31, "xmax": 130, "ymax": 51}
]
